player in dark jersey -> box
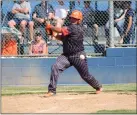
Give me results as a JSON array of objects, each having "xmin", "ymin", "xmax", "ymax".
[{"xmin": 44, "ymin": 10, "xmax": 102, "ymax": 97}]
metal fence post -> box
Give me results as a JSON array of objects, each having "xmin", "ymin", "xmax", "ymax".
[
  {"xmin": 95, "ymin": 1, "xmax": 98, "ymax": 10},
  {"xmin": 0, "ymin": 0, "xmax": 1, "ymax": 40},
  {"xmin": 109, "ymin": 0, "xmax": 114, "ymax": 47},
  {"xmin": 0, "ymin": 0, "xmax": 2, "ymax": 94},
  {"xmin": 135, "ymin": 1, "xmax": 137, "ymax": 42}
]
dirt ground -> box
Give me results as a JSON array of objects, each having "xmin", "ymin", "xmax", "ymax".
[{"xmin": 1, "ymin": 92, "xmax": 136, "ymax": 114}]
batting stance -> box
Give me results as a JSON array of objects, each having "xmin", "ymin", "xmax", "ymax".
[{"xmin": 45, "ymin": 10, "xmax": 102, "ymax": 97}]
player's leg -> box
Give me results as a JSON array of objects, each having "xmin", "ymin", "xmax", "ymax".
[
  {"xmin": 47, "ymin": 55, "xmax": 71, "ymax": 95},
  {"xmin": 70, "ymin": 52, "xmax": 102, "ymax": 92},
  {"xmin": 93, "ymin": 23, "xmax": 99, "ymax": 37},
  {"xmin": 123, "ymin": 33, "xmax": 132, "ymax": 44},
  {"xmin": 92, "ymin": 24, "xmax": 99, "ymax": 45},
  {"xmin": 8, "ymin": 19, "xmax": 16, "ymax": 28},
  {"xmin": 20, "ymin": 20, "xmax": 27, "ymax": 35},
  {"xmin": 29, "ymin": 21, "xmax": 34, "ymax": 42}
]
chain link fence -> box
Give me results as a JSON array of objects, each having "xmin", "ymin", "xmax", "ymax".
[{"xmin": 1, "ymin": 0, "xmax": 137, "ymax": 57}]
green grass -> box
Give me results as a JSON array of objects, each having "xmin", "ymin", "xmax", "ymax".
[
  {"xmin": 1, "ymin": 83, "xmax": 136, "ymax": 96},
  {"xmin": 96, "ymin": 110, "xmax": 137, "ymax": 114}
]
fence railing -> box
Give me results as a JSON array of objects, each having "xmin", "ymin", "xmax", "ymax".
[{"xmin": 1, "ymin": 0, "xmax": 137, "ymax": 57}]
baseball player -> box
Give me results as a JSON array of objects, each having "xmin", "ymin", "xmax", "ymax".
[{"xmin": 44, "ymin": 10, "xmax": 102, "ymax": 97}]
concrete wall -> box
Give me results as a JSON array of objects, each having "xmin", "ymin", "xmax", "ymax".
[{"xmin": 1, "ymin": 47, "xmax": 136, "ymax": 86}]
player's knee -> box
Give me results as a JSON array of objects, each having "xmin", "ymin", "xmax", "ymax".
[
  {"xmin": 51, "ymin": 64, "xmax": 59, "ymax": 71},
  {"xmin": 20, "ymin": 20, "xmax": 27, "ymax": 27},
  {"xmin": 94, "ymin": 24, "xmax": 98, "ymax": 28},
  {"xmin": 93, "ymin": 24, "xmax": 98, "ymax": 31},
  {"xmin": 8, "ymin": 20, "xmax": 16, "ymax": 27},
  {"xmin": 29, "ymin": 21, "xmax": 34, "ymax": 27}
]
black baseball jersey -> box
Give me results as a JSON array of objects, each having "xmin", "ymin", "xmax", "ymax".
[{"xmin": 61, "ymin": 24, "xmax": 84, "ymax": 55}]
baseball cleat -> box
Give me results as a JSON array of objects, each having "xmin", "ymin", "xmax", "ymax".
[
  {"xmin": 96, "ymin": 87, "xmax": 103, "ymax": 94},
  {"xmin": 44, "ymin": 91, "xmax": 56, "ymax": 98}
]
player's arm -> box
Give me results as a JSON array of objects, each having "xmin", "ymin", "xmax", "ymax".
[
  {"xmin": 45, "ymin": 24, "xmax": 70, "ymax": 41},
  {"xmin": 115, "ymin": 9, "xmax": 127, "ymax": 22},
  {"xmin": 32, "ymin": 6, "xmax": 44, "ymax": 23},
  {"xmin": 15, "ymin": 8, "xmax": 29, "ymax": 14},
  {"xmin": 33, "ymin": 13, "xmax": 45, "ymax": 23},
  {"xmin": 52, "ymin": 26, "xmax": 70, "ymax": 41},
  {"xmin": 16, "ymin": 2, "xmax": 31, "ymax": 14},
  {"xmin": 12, "ymin": 4, "xmax": 20, "ymax": 14},
  {"xmin": 46, "ymin": 23, "xmax": 70, "ymax": 35},
  {"xmin": 125, "ymin": 16, "xmax": 132, "ymax": 35},
  {"xmin": 12, "ymin": 9, "xmax": 20, "ymax": 14},
  {"xmin": 55, "ymin": 34, "xmax": 64, "ymax": 41},
  {"xmin": 119, "ymin": 15, "xmax": 133, "ymax": 44},
  {"xmin": 12, "ymin": 6, "xmax": 29, "ymax": 14},
  {"xmin": 50, "ymin": 25, "xmax": 70, "ymax": 36},
  {"xmin": 50, "ymin": 26, "xmax": 62, "ymax": 33}
]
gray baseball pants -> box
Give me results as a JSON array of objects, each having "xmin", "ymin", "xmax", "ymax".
[{"xmin": 48, "ymin": 51, "xmax": 102, "ymax": 93}]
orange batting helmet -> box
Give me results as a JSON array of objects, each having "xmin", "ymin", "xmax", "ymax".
[{"xmin": 69, "ymin": 10, "xmax": 83, "ymax": 21}]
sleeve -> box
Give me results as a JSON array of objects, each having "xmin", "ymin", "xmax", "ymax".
[
  {"xmin": 12, "ymin": 3, "xmax": 18, "ymax": 10},
  {"xmin": 61, "ymin": 26, "xmax": 71, "ymax": 36},
  {"xmin": 128, "ymin": 10, "xmax": 134, "ymax": 17}
]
